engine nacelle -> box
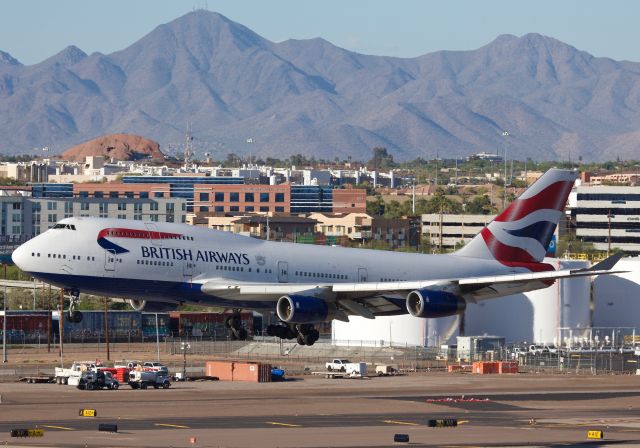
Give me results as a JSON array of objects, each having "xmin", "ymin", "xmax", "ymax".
[
  {"xmin": 127, "ymin": 299, "xmax": 180, "ymax": 313},
  {"xmin": 276, "ymin": 295, "xmax": 330, "ymax": 324},
  {"xmin": 406, "ymin": 289, "xmax": 466, "ymax": 318}
]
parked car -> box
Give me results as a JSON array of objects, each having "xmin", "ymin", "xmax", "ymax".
[{"xmin": 143, "ymin": 362, "xmax": 169, "ymax": 375}]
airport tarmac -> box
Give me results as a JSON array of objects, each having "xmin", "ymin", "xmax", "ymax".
[{"xmin": 1, "ymin": 372, "xmax": 640, "ymax": 447}]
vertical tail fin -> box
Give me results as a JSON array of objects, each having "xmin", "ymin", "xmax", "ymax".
[{"xmin": 456, "ymin": 168, "xmax": 577, "ymax": 264}]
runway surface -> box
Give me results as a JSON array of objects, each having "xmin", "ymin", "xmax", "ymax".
[{"xmin": 1, "ymin": 373, "xmax": 640, "ymax": 447}]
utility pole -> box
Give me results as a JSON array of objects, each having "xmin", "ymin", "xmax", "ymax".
[
  {"xmin": 502, "ymin": 130, "xmax": 510, "ymax": 210},
  {"xmin": 103, "ymin": 297, "xmax": 110, "ymax": 361},
  {"xmin": 58, "ymin": 289, "xmax": 64, "ymax": 359}
]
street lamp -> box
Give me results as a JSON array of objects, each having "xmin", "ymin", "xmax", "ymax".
[
  {"xmin": 180, "ymin": 341, "xmax": 190, "ymax": 381},
  {"xmin": 3, "ymin": 263, "xmax": 7, "ymax": 363}
]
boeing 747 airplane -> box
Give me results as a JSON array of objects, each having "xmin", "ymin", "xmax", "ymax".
[{"xmin": 11, "ymin": 169, "xmax": 624, "ymax": 345}]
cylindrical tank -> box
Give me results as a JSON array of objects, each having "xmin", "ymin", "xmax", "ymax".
[
  {"xmin": 332, "ymin": 314, "xmax": 458, "ymax": 347},
  {"xmin": 593, "ymin": 257, "xmax": 640, "ymax": 327},
  {"xmin": 466, "ymin": 259, "xmax": 590, "ymax": 344}
]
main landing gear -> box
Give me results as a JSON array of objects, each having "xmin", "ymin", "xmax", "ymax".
[
  {"xmin": 65, "ymin": 289, "xmax": 83, "ymax": 323},
  {"xmin": 266, "ymin": 323, "xmax": 320, "ymax": 346},
  {"xmin": 225, "ymin": 310, "xmax": 248, "ymax": 340}
]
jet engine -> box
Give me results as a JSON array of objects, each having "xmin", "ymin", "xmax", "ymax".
[
  {"xmin": 127, "ymin": 299, "xmax": 180, "ymax": 313},
  {"xmin": 406, "ymin": 289, "xmax": 466, "ymax": 318},
  {"xmin": 276, "ymin": 295, "xmax": 332, "ymax": 324}
]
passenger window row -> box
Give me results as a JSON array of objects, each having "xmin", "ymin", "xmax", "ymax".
[
  {"xmin": 216, "ymin": 265, "xmax": 249, "ymax": 272},
  {"xmin": 295, "ymin": 271, "xmax": 347, "ymax": 280},
  {"xmin": 44, "ymin": 253, "xmax": 95, "ymax": 261},
  {"xmin": 137, "ymin": 260, "xmax": 175, "ymax": 267},
  {"xmin": 380, "ymin": 278, "xmax": 400, "ymax": 282}
]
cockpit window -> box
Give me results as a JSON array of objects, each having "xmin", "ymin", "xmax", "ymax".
[{"xmin": 52, "ymin": 223, "xmax": 76, "ymax": 230}]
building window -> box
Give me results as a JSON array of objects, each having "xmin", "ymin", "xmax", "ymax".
[
  {"xmin": 200, "ymin": 206, "xmax": 209, "ymax": 212},
  {"xmin": 118, "ymin": 214, "xmax": 126, "ymax": 220},
  {"xmin": 12, "ymin": 203, "xmax": 21, "ymax": 210},
  {"xmin": 245, "ymin": 192, "xmax": 254, "ymax": 202},
  {"xmin": 275, "ymin": 193, "xmax": 285, "ymax": 203},
  {"xmin": 260, "ymin": 192, "xmax": 269, "ymax": 203},
  {"xmin": 150, "ymin": 202, "xmax": 159, "ymax": 211},
  {"xmin": 12, "ymin": 225, "xmax": 21, "ymax": 234},
  {"xmin": 118, "ymin": 203, "xmax": 127, "ymax": 211},
  {"xmin": 230, "ymin": 192, "xmax": 239, "ymax": 202},
  {"xmin": 200, "ymin": 193, "xmax": 209, "ymax": 201},
  {"xmin": 48, "ymin": 214, "xmax": 56, "ymax": 223},
  {"xmin": 79, "ymin": 191, "xmax": 88, "ymax": 198},
  {"xmin": 94, "ymin": 192, "xmax": 103, "ymax": 198},
  {"xmin": 150, "ymin": 215, "xmax": 159, "ymax": 222},
  {"xmin": 109, "ymin": 192, "xmax": 119, "ymax": 198},
  {"xmin": 245, "ymin": 206, "xmax": 254, "ymax": 212},
  {"xmin": 140, "ymin": 192, "xmax": 149, "ymax": 199},
  {"xmin": 166, "ymin": 203, "xmax": 174, "ymax": 213},
  {"xmin": 275, "ymin": 206, "xmax": 284, "ymax": 212},
  {"xmin": 47, "ymin": 201, "xmax": 57, "ymax": 210},
  {"xmin": 230, "ymin": 206, "xmax": 239, "ymax": 212},
  {"xmin": 215, "ymin": 192, "xmax": 224, "ymax": 202},
  {"xmin": 215, "ymin": 206, "xmax": 224, "ymax": 212},
  {"xmin": 154, "ymin": 192, "xmax": 164, "ymax": 198},
  {"xmin": 125, "ymin": 192, "xmax": 134, "ymax": 198},
  {"xmin": 260, "ymin": 206, "xmax": 269, "ymax": 212},
  {"xmin": 80, "ymin": 202, "xmax": 89, "ymax": 211},
  {"xmin": 99, "ymin": 203, "xmax": 108, "ymax": 218}
]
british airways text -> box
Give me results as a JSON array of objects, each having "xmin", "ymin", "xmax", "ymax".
[{"xmin": 141, "ymin": 246, "xmax": 250, "ymax": 265}]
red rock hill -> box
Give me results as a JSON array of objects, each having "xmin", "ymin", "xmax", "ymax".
[{"xmin": 60, "ymin": 134, "xmax": 164, "ymax": 162}]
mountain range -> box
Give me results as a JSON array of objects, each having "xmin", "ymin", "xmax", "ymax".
[{"xmin": 1, "ymin": 10, "xmax": 639, "ymax": 162}]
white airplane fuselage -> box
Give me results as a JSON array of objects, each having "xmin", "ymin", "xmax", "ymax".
[{"xmin": 12, "ymin": 217, "xmax": 518, "ymax": 312}]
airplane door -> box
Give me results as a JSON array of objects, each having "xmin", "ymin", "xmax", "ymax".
[
  {"xmin": 183, "ymin": 260, "xmax": 196, "ymax": 278},
  {"xmin": 358, "ymin": 267, "xmax": 368, "ymax": 282},
  {"xmin": 277, "ymin": 261, "xmax": 289, "ymax": 283},
  {"xmin": 145, "ymin": 223, "xmax": 161, "ymax": 246},
  {"xmin": 104, "ymin": 249, "xmax": 116, "ymax": 273}
]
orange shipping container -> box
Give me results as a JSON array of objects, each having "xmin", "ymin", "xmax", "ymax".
[
  {"xmin": 472, "ymin": 361, "xmax": 499, "ymax": 374},
  {"xmin": 498, "ymin": 362, "xmax": 518, "ymax": 374},
  {"xmin": 205, "ymin": 361, "xmax": 272, "ymax": 382}
]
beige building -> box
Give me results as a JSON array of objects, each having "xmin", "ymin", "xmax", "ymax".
[{"xmin": 422, "ymin": 213, "xmax": 496, "ymax": 251}]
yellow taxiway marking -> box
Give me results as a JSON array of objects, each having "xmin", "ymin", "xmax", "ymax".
[
  {"xmin": 382, "ymin": 420, "xmax": 420, "ymax": 426},
  {"xmin": 265, "ymin": 421, "xmax": 302, "ymax": 427},
  {"xmin": 154, "ymin": 423, "xmax": 190, "ymax": 429},
  {"xmin": 41, "ymin": 425, "xmax": 74, "ymax": 431}
]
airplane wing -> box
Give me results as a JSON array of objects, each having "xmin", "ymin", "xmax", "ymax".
[{"xmin": 201, "ymin": 253, "xmax": 627, "ymax": 320}]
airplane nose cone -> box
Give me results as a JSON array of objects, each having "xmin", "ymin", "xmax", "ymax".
[{"xmin": 11, "ymin": 243, "xmax": 30, "ymax": 270}]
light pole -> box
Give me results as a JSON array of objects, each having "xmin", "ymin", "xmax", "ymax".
[
  {"xmin": 180, "ymin": 341, "xmax": 190, "ymax": 381},
  {"xmin": 501, "ymin": 130, "xmax": 511, "ymax": 210},
  {"xmin": 3, "ymin": 263, "xmax": 7, "ymax": 363}
]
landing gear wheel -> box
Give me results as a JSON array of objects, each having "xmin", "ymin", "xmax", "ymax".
[
  {"xmin": 296, "ymin": 334, "xmax": 306, "ymax": 345},
  {"xmin": 68, "ymin": 310, "xmax": 83, "ymax": 323},
  {"xmin": 233, "ymin": 328, "xmax": 248, "ymax": 341}
]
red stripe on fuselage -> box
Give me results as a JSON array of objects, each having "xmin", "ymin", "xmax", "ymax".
[
  {"xmin": 495, "ymin": 180, "xmax": 574, "ymax": 223},
  {"xmin": 97, "ymin": 228, "xmax": 182, "ymax": 240}
]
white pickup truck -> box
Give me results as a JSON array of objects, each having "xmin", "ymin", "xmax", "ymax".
[
  {"xmin": 326, "ymin": 359, "xmax": 351, "ymax": 372},
  {"xmin": 54, "ymin": 361, "xmax": 101, "ymax": 385},
  {"xmin": 128, "ymin": 370, "xmax": 171, "ymax": 389}
]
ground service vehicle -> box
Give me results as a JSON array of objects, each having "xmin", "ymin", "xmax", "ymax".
[
  {"xmin": 77, "ymin": 371, "xmax": 119, "ymax": 390},
  {"xmin": 54, "ymin": 361, "xmax": 100, "ymax": 385},
  {"xmin": 143, "ymin": 361, "xmax": 169, "ymax": 375},
  {"xmin": 128, "ymin": 370, "xmax": 171, "ymax": 389},
  {"xmin": 326, "ymin": 359, "xmax": 351, "ymax": 371}
]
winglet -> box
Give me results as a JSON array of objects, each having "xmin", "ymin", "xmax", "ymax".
[{"xmin": 585, "ymin": 252, "xmax": 624, "ymax": 272}]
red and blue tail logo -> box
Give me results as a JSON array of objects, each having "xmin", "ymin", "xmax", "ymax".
[
  {"xmin": 457, "ymin": 169, "xmax": 577, "ymax": 266},
  {"xmin": 97, "ymin": 228, "xmax": 183, "ymax": 254}
]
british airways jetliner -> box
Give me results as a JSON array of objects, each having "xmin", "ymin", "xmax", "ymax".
[{"xmin": 11, "ymin": 169, "xmax": 623, "ymax": 345}]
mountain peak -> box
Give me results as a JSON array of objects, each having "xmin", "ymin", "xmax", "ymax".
[
  {"xmin": 0, "ymin": 50, "xmax": 22, "ymax": 66},
  {"xmin": 37, "ymin": 45, "xmax": 87, "ymax": 67}
]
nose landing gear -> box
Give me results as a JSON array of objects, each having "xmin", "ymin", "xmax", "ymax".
[{"xmin": 65, "ymin": 290, "xmax": 83, "ymax": 323}]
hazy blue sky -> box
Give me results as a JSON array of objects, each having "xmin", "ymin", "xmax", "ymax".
[{"xmin": 1, "ymin": 0, "xmax": 637, "ymax": 65}]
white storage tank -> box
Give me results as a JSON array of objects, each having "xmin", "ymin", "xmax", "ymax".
[
  {"xmin": 332, "ymin": 314, "xmax": 459, "ymax": 347},
  {"xmin": 466, "ymin": 259, "xmax": 590, "ymax": 344},
  {"xmin": 593, "ymin": 257, "xmax": 640, "ymax": 327}
]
